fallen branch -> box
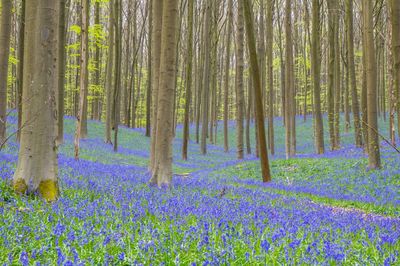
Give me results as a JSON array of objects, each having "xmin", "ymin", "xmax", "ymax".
[{"xmin": 362, "ymin": 120, "xmax": 400, "ymax": 154}]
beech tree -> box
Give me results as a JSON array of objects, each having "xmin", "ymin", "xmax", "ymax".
[
  {"xmin": 13, "ymin": 0, "xmax": 59, "ymax": 201},
  {"xmin": 149, "ymin": 0, "xmax": 179, "ymax": 186}
]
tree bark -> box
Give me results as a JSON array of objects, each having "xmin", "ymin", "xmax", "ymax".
[
  {"xmin": 0, "ymin": 0, "xmax": 12, "ymax": 145},
  {"xmin": 243, "ymin": 0, "xmax": 271, "ymax": 182},
  {"xmin": 13, "ymin": 0, "xmax": 59, "ymax": 201},
  {"xmin": 235, "ymin": 0, "xmax": 245, "ymax": 159},
  {"xmin": 182, "ymin": 0, "xmax": 194, "ymax": 160},
  {"xmin": 74, "ymin": 0, "xmax": 89, "ymax": 159},
  {"xmin": 150, "ymin": 0, "xmax": 179, "ymax": 187},
  {"xmin": 105, "ymin": 0, "xmax": 114, "ymax": 144},
  {"xmin": 311, "ymin": 0, "xmax": 324, "ymax": 154},
  {"xmin": 363, "ymin": 0, "xmax": 381, "ymax": 168},
  {"xmin": 345, "ymin": 0, "xmax": 362, "ymax": 147}
]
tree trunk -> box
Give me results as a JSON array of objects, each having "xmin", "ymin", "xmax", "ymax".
[
  {"xmin": 149, "ymin": 0, "xmax": 163, "ymax": 171},
  {"xmin": 390, "ymin": 0, "xmax": 400, "ymax": 140},
  {"xmin": 235, "ymin": 0, "xmax": 245, "ymax": 159},
  {"xmin": 345, "ymin": 0, "xmax": 362, "ymax": 147},
  {"xmin": 363, "ymin": 0, "xmax": 381, "ymax": 168},
  {"xmin": 150, "ymin": 0, "xmax": 179, "ymax": 187},
  {"xmin": 285, "ymin": 0, "xmax": 295, "ymax": 158},
  {"xmin": 182, "ymin": 0, "xmax": 194, "ymax": 161},
  {"xmin": 200, "ymin": 0, "xmax": 212, "ymax": 155},
  {"xmin": 16, "ymin": 0, "xmax": 25, "ymax": 143},
  {"xmin": 311, "ymin": 0, "xmax": 324, "ymax": 154},
  {"xmin": 266, "ymin": 0, "xmax": 274, "ymax": 155},
  {"xmin": 105, "ymin": 0, "xmax": 114, "ymax": 144},
  {"xmin": 74, "ymin": 0, "xmax": 89, "ymax": 159},
  {"xmin": 243, "ymin": 0, "xmax": 271, "ymax": 183},
  {"xmin": 0, "ymin": 0, "xmax": 12, "ymax": 145},
  {"xmin": 13, "ymin": 0, "xmax": 59, "ymax": 201},
  {"xmin": 223, "ymin": 0, "xmax": 233, "ymax": 153},
  {"xmin": 56, "ymin": 0, "xmax": 66, "ymax": 145}
]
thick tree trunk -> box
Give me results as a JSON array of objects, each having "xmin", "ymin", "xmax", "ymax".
[
  {"xmin": 0, "ymin": 0, "xmax": 12, "ymax": 145},
  {"xmin": 150, "ymin": 0, "xmax": 179, "ymax": 187},
  {"xmin": 13, "ymin": 0, "xmax": 59, "ymax": 201},
  {"xmin": 149, "ymin": 0, "xmax": 163, "ymax": 171}
]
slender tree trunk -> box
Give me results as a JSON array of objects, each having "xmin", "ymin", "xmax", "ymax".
[
  {"xmin": 200, "ymin": 0, "xmax": 212, "ymax": 155},
  {"xmin": 345, "ymin": 0, "xmax": 362, "ymax": 147},
  {"xmin": 363, "ymin": 0, "xmax": 381, "ymax": 168},
  {"xmin": 16, "ymin": 0, "xmax": 25, "ymax": 143},
  {"xmin": 285, "ymin": 0, "xmax": 295, "ymax": 158},
  {"xmin": 243, "ymin": 0, "xmax": 271, "ymax": 182},
  {"xmin": 74, "ymin": 0, "xmax": 89, "ymax": 159},
  {"xmin": 311, "ymin": 0, "xmax": 324, "ymax": 154},
  {"xmin": 56, "ymin": 0, "xmax": 66, "ymax": 145},
  {"xmin": 13, "ymin": 0, "xmax": 59, "ymax": 201},
  {"xmin": 182, "ymin": 0, "xmax": 194, "ymax": 160},
  {"xmin": 145, "ymin": 0, "xmax": 152, "ymax": 137},
  {"xmin": 0, "ymin": 0, "xmax": 12, "ymax": 145},
  {"xmin": 112, "ymin": 0, "xmax": 122, "ymax": 152},
  {"xmin": 92, "ymin": 1, "xmax": 101, "ymax": 121},
  {"xmin": 105, "ymin": 0, "xmax": 114, "ymax": 144},
  {"xmin": 223, "ymin": 0, "xmax": 233, "ymax": 153},
  {"xmin": 266, "ymin": 0, "xmax": 274, "ymax": 155},
  {"xmin": 235, "ymin": 0, "xmax": 245, "ymax": 159}
]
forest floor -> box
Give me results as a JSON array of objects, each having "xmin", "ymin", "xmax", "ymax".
[{"xmin": 1, "ymin": 112, "xmax": 399, "ymax": 265}]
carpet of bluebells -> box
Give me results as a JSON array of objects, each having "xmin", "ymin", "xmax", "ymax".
[{"xmin": 1, "ymin": 111, "xmax": 399, "ymax": 265}]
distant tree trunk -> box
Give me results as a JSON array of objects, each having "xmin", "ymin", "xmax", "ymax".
[
  {"xmin": 112, "ymin": 0, "xmax": 122, "ymax": 152},
  {"xmin": 390, "ymin": 0, "xmax": 400, "ymax": 140},
  {"xmin": 16, "ymin": 0, "xmax": 25, "ymax": 143},
  {"xmin": 285, "ymin": 0, "xmax": 295, "ymax": 158},
  {"xmin": 145, "ymin": 0, "xmax": 152, "ymax": 137},
  {"xmin": 79, "ymin": 0, "xmax": 89, "ymax": 139},
  {"xmin": 311, "ymin": 0, "xmax": 324, "ymax": 154},
  {"xmin": 0, "ymin": 0, "xmax": 12, "ymax": 145},
  {"xmin": 246, "ymin": 75, "xmax": 252, "ymax": 155},
  {"xmin": 333, "ymin": 0, "xmax": 340, "ymax": 149},
  {"xmin": 235, "ymin": 0, "xmax": 245, "ymax": 159},
  {"xmin": 13, "ymin": 0, "xmax": 59, "ymax": 201},
  {"xmin": 74, "ymin": 0, "xmax": 89, "ymax": 159},
  {"xmin": 388, "ymin": 7, "xmax": 396, "ymax": 145},
  {"xmin": 243, "ymin": 0, "xmax": 271, "ymax": 183},
  {"xmin": 92, "ymin": 1, "xmax": 101, "ymax": 121},
  {"xmin": 200, "ymin": 0, "xmax": 212, "ymax": 155},
  {"xmin": 223, "ymin": 0, "xmax": 233, "ymax": 153},
  {"xmin": 149, "ymin": 0, "xmax": 179, "ymax": 187},
  {"xmin": 363, "ymin": 0, "xmax": 380, "ymax": 169},
  {"xmin": 266, "ymin": 0, "xmax": 274, "ymax": 155},
  {"xmin": 56, "ymin": 0, "xmax": 66, "ymax": 145},
  {"xmin": 345, "ymin": 0, "xmax": 362, "ymax": 147},
  {"xmin": 149, "ymin": 0, "xmax": 163, "ymax": 171},
  {"xmin": 182, "ymin": 0, "xmax": 194, "ymax": 161},
  {"xmin": 105, "ymin": 0, "xmax": 114, "ymax": 144}
]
